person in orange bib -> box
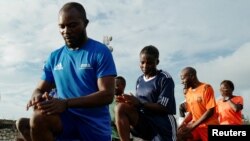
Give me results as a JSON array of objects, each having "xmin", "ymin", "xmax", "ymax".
[
  {"xmin": 177, "ymin": 67, "xmax": 219, "ymax": 141},
  {"xmin": 216, "ymin": 80, "xmax": 243, "ymax": 125}
]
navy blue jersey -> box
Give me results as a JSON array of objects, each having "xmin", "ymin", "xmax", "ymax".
[{"xmin": 136, "ymin": 70, "xmax": 176, "ymax": 114}]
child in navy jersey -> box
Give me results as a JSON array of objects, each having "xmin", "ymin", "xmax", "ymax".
[{"xmin": 115, "ymin": 45, "xmax": 177, "ymax": 141}]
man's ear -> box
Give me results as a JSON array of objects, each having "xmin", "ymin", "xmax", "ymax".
[
  {"xmin": 85, "ymin": 19, "xmax": 89, "ymax": 27},
  {"xmin": 157, "ymin": 59, "xmax": 159, "ymax": 65}
]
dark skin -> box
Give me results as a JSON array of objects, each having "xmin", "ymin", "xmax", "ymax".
[
  {"xmin": 179, "ymin": 101, "xmax": 187, "ymax": 118},
  {"xmin": 177, "ymin": 67, "xmax": 215, "ymax": 140},
  {"xmin": 58, "ymin": 7, "xmax": 88, "ymax": 49},
  {"xmin": 220, "ymin": 82, "xmax": 243, "ymax": 112},
  {"xmin": 16, "ymin": 7, "xmax": 115, "ymax": 141},
  {"xmin": 179, "ymin": 87, "xmax": 188, "ymax": 118},
  {"xmin": 115, "ymin": 78, "xmax": 125, "ymax": 96},
  {"xmin": 28, "ymin": 7, "xmax": 114, "ymax": 114},
  {"xmin": 112, "ymin": 77, "xmax": 126, "ymax": 137},
  {"xmin": 115, "ymin": 53, "xmax": 168, "ymax": 141}
]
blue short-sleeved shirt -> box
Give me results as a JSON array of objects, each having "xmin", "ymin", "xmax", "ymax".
[{"xmin": 42, "ymin": 38, "xmax": 117, "ymax": 136}]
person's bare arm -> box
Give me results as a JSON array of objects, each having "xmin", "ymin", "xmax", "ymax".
[
  {"xmin": 178, "ymin": 112, "xmax": 192, "ymax": 129},
  {"xmin": 179, "ymin": 102, "xmax": 187, "ymax": 118},
  {"xmin": 227, "ymin": 99, "xmax": 243, "ymax": 112},
  {"xmin": 27, "ymin": 80, "xmax": 55, "ymax": 110},
  {"xmin": 190, "ymin": 107, "xmax": 215, "ymax": 130},
  {"xmin": 119, "ymin": 93, "xmax": 170, "ymax": 115},
  {"xmin": 66, "ymin": 76, "xmax": 115, "ymax": 108}
]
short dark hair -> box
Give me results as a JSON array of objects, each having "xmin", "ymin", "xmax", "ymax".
[
  {"xmin": 221, "ymin": 80, "xmax": 234, "ymax": 91},
  {"xmin": 184, "ymin": 67, "xmax": 197, "ymax": 76},
  {"xmin": 60, "ymin": 2, "xmax": 88, "ymax": 22},
  {"xmin": 115, "ymin": 76, "xmax": 126, "ymax": 87},
  {"xmin": 140, "ymin": 45, "xmax": 159, "ymax": 59}
]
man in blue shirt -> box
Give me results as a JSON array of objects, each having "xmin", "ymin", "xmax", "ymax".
[{"xmin": 16, "ymin": 2, "xmax": 117, "ymax": 141}]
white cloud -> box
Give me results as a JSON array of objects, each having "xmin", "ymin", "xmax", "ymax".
[
  {"xmin": 197, "ymin": 43, "xmax": 250, "ymax": 89},
  {"xmin": 0, "ymin": 0, "xmax": 250, "ymax": 120}
]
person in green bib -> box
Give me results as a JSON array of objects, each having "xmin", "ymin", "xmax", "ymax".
[{"xmin": 110, "ymin": 76, "xmax": 133, "ymax": 141}]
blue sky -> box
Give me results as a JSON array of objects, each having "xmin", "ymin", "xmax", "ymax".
[{"xmin": 0, "ymin": 0, "xmax": 250, "ymax": 120}]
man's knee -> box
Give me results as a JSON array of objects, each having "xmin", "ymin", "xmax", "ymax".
[
  {"xmin": 115, "ymin": 103, "xmax": 133, "ymax": 114},
  {"xmin": 115, "ymin": 103, "xmax": 139, "ymax": 125},
  {"xmin": 16, "ymin": 118, "xmax": 30, "ymax": 132},
  {"xmin": 30, "ymin": 112, "xmax": 52, "ymax": 129},
  {"xmin": 30, "ymin": 112, "xmax": 62, "ymax": 134}
]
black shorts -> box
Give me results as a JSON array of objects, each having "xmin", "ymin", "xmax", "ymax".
[
  {"xmin": 131, "ymin": 111, "xmax": 177, "ymax": 141},
  {"xmin": 130, "ymin": 112, "xmax": 157, "ymax": 140}
]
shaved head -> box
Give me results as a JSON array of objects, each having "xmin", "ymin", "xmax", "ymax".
[
  {"xmin": 181, "ymin": 66, "xmax": 196, "ymax": 76},
  {"xmin": 59, "ymin": 2, "xmax": 88, "ymax": 23},
  {"xmin": 180, "ymin": 66, "xmax": 199, "ymax": 89}
]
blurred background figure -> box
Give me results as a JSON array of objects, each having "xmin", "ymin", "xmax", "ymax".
[
  {"xmin": 178, "ymin": 100, "xmax": 187, "ymax": 126},
  {"xmin": 178, "ymin": 87, "xmax": 188, "ymax": 126},
  {"xmin": 110, "ymin": 76, "xmax": 133, "ymax": 141},
  {"xmin": 216, "ymin": 80, "xmax": 243, "ymax": 125}
]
